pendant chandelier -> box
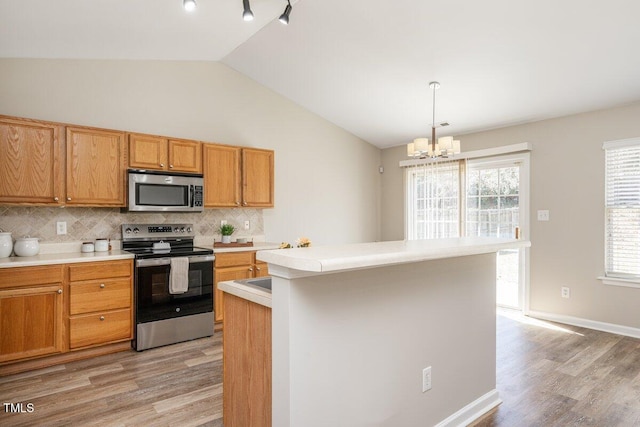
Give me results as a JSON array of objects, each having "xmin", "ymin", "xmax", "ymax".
[{"xmin": 407, "ymin": 81, "xmax": 461, "ymax": 159}]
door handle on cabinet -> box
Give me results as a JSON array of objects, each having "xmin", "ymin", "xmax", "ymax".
[
  {"xmin": 57, "ymin": 289, "xmax": 63, "ymax": 294},
  {"xmin": 54, "ymin": 197, "xmax": 59, "ymax": 201},
  {"xmin": 100, "ymin": 316, "xmax": 105, "ymax": 321},
  {"xmin": 67, "ymin": 197, "xmax": 71, "ymax": 201},
  {"xmin": 160, "ymin": 163, "xmax": 165, "ymax": 167},
  {"xmin": 100, "ymin": 283, "xmax": 105, "ymax": 288}
]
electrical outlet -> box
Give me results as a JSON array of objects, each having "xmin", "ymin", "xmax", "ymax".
[
  {"xmin": 56, "ymin": 221, "xmax": 67, "ymax": 235},
  {"xmin": 244, "ymin": 220, "xmax": 250, "ymax": 230},
  {"xmin": 561, "ymin": 286, "xmax": 570, "ymax": 298},
  {"xmin": 220, "ymin": 220, "xmax": 227, "ymax": 226},
  {"xmin": 422, "ymin": 367, "xmax": 432, "ymax": 392}
]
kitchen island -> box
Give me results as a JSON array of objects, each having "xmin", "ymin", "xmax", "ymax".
[{"xmin": 221, "ymin": 237, "xmax": 530, "ymax": 427}]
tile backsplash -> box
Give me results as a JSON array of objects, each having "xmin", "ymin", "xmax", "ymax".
[{"xmin": 0, "ymin": 206, "xmax": 263, "ymax": 242}]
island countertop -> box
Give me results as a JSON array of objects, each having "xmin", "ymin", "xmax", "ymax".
[{"xmin": 257, "ymin": 237, "xmax": 530, "ymax": 274}]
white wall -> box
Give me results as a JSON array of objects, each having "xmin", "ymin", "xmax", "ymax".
[
  {"xmin": 0, "ymin": 59, "xmax": 381, "ymax": 245},
  {"xmin": 272, "ymin": 253, "xmax": 498, "ymax": 426},
  {"xmin": 381, "ymin": 102, "xmax": 640, "ymax": 330}
]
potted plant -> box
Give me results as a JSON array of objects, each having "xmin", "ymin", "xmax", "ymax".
[{"xmin": 218, "ymin": 223, "xmax": 235, "ymax": 244}]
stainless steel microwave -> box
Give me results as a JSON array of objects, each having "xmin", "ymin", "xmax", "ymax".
[{"xmin": 126, "ymin": 169, "xmax": 204, "ymax": 212}]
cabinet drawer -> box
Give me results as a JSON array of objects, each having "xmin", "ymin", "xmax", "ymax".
[
  {"xmin": 69, "ymin": 308, "xmax": 132, "ymax": 349},
  {"xmin": 215, "ymin": 251, "xmax": 254, "ymax": 268},
  {"xmin": 69, "ymin": 278, "xmax": 131, "ymax": 315},
  {"xmin": 68, "ymin": 260, "xmax": 132, "ymax": 282},
  {"xmin": 0, "ymin": 265, "xmax": 63, "ymax": 289}
]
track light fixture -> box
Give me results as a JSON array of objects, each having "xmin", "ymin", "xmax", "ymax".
[
  {"xmin": 183, "ymin": 0, "xmax": 196, "ymax": 12},
  {"xmin": 242, "ymin": 0, "xmax": 254, "ymax": 21},
  {"xmin": 279, "ymin": 0, "xmax": 292, "ymax": 25}
]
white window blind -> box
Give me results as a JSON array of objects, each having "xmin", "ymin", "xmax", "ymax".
[
  {"xmin": 604, "ymin": 138, "xmax": 640, "ymax": 278},
  {"xmin": 406, "ymin": 160, "xmax": 463, "ymax": 240}
]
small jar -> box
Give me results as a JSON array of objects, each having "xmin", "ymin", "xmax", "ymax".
[
  {"xmin": 81, "ymin": 242, "xmax": 95, "ymax": 253},
  {"xmin": 94, "ymin": 238, "xmax": 109, "ymax": 252},
  {"xmin": 0, "ymin": 230, "xmax": 12, "ymax": 258},
  {"xmin": 14, "ymin": 236, "xmax": 40, "ymax": 257}
]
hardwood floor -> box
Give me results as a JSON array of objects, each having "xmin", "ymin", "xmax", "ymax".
[
  {"xmin": 2, "ymin": 311, "xmax": 640, "ymax": 426},
  {"xmin": 475, "ymin": 309, "xmax": 640, "ymax": 426},
  {"xmin": 0, "ymin": 333, "xmax": 224, "ymax": 427}
]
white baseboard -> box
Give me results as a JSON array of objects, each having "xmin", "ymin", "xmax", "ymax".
[
  {"xmin": 435, "ymin": 389, "xmax": 501, "ymax": 427},
  {"xmin": 527, "ymin": 310, "xmax": 640, "ymax": 339}
]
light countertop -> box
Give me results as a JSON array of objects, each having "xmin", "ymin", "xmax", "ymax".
[
  {"xmin": 212, "ymin": 242, "xmax": 282, "ymax": 253},
  {"xmin": 218, "ymin": 279, "xmax": 272, "ymax": 308},
  {"xmin": 0, "ymin": 250, "xmax": 134, "ymax": 268},
  {"xmin": 257, "ymin": 237, "xmax": 531, "ymax": 274}
]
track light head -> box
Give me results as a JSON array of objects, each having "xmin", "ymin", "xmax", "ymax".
[
  {"xmin": 279, "ymin": 1, "xmax": 292, "ymax": 25},
  {"xmin": 242, "ymin": 0, "xmax": 254, "ymax": 21},
  {"xmin": 183, "ymin": 0, "xmax": 196, "ymax": 12}
]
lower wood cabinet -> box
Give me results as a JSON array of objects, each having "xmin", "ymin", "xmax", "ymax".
[
  {"xmin": 223, "ymin": 293, "xmax": 272, "ymax": 427},
  {"xmin": 214, "ymin": 250, "xmax": 269, "ymax": 324},
  {"xmin": 68, "ymin": 260, "xmax": 133, "ymax": 350},
  {"xmin": 0, "ymin": 259, "xmax": 133, "ymax": 372},
  {"xmin": 0, "ymin": 265, "xmax": 65, "ymax": 363}
]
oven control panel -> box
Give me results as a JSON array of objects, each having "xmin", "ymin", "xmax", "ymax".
[{"xmin": 122, "ymin": 223, "xmax": 195, "ymax": 240}]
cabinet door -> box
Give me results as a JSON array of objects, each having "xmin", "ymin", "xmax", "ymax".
[
  {"xmin": 66, "ymin": 127, "xmax": 127, "ymax": 206},
  {"xmin": 0, "ymin": 284, "xmax": 64, "ymax": 363},
  {"xmin": 0, "ymin": 117, "xmax": 64, "ymax": 205},
  {"xmin": 242, "ymin": 148, "xmax": 274, "ymax": 207},
  {"xmin": 203, "ymin": 144, "xmax": 241, "ymax": 207},
  {"xmin": 254, "ymin": 261, "xmax": 269, "ymax": 278},
  {"xmin": 168, "ymin": 139, "xmax": 202, "ymax": 173},
  {"xmin": 129, "ymin": 133, "xmax": 168, "ymax": 170},
  {"xmin": 214, "ymin": 266, "xmax": 253, "ymax": 323}
]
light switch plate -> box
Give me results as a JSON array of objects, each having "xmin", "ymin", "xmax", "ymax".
[{"xmin": 537, "ymin": 210, "xmax": 550, "ymax": 221}]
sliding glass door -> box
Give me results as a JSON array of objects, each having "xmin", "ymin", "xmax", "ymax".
[
  {"xmin": 466, "ymin": 156, "xmax": 528, "ymax": 309},
  {"xmin": 405, "ymin": 152, "xmax": 530, "ymax": 310}
]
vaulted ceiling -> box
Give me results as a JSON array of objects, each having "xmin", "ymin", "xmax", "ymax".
[{"xmin": 3, "ymin": 0, "xmax": 640, "ymax": 148}]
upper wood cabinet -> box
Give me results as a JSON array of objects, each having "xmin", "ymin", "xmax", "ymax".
[
  {"xmin": 242, "ymin": 148, "xmax": 274, "ymax": 207},
  {"xmin": 203, "ymin": 144, "xmax": 241, "ymax": 207},
  {"xmin": 66, "ymin": 127, "xmax": 127, "ymax": 206},
  {"xmin": 129, "ymin": 133, "xmax": 202, "ymax": 173},
  {"xmin": 203, "ymin": 145, "xmax": 274, "ymax": 208},
  {"xmin": 0, "ymin": 117, "xmax": 64, "ymax": 205}
]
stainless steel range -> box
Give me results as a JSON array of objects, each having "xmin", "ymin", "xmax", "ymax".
[{"xmin": 122, "ymin": 223, "xmax": 214, "ymax": 351}]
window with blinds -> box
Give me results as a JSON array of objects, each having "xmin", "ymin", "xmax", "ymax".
[
  {"xmin": 604, "ymin": 138, "xmax": 640, "ymax": 279},
  {"xmin": 406, "ymin": 160, "xmax": 463, "ymax": 240}
]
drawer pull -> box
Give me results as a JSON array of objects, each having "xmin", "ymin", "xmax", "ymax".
[
  {"xmin": 248, "ymin": 267, "xmax": 253, "ymax": 272},
  {"xmin": 100, "ymin": 316, "xmax": 105, "ymax": 321},
  {"xmin": 100, "ymin": 283, "xmax": 105, "ymax": 288},
  {"xmin": 57, "ymin": 289, "xmax": 63, "ymax": 294},
  {"xmin": 256, "ymin": 267, "xmax": 261, "ymax": 271}
]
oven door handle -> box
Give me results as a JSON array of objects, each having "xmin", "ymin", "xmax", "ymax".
[{"xmin": 136, "ymin": 254, "xmax": 215, "ymax": 267}]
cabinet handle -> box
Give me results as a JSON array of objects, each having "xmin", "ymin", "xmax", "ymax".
[
  {"xmin": 54, "ymin": 197, "xmax": 59, "ymax": 201},
  {"xmin": 67, "ymin": 197, "xmax": 72, "ymax": 201},
  {"xmin": 100, "ymin": 316, "xmax": 105, "ymax": 321},
  {"xmin": 160, "ymin": 163, "xmax": 165, "ymax": 167},
  {"xmin": 100, "ymin": 283, "xmax": 105, "ymax": 288},
  {"xmin": 57, "ymin": 289, "xmax": 63, "ymax": 294},
  {"xmin": 235, "ymin": 201, "xmax": 240, "ymax": 206},
  {"xmin": 169, "ymin": 164, "xmax": 174, "ymax": 169},
  {"xmin": 256, "ymin": 267, "xmax": 261, "ymax": 271},
  {"xmin": 242, "ymin": 201, "xmax": 247, "ymax": 206},
  {"xmin": 248, "ymin": 267, "xmax": 253, "ymax": 272}
]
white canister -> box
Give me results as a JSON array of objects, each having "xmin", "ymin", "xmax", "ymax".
[
  {"xmin": 14, "ymin": 236, "xmax": 40, "ymax": 257},
  {"xmin": 94, "ymin": 238, "xmax": 109, "ymax": 252},
  {"xmin": 81, "ymin": 242, "xmax": 95, "ymax": 253},
  {"xmin": 0, "ymin": 230, "xmax": 12, "ymax": 258}
]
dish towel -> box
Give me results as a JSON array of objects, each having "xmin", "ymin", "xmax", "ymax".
[{"xmin": 169, "ymin": 257, "xmax": 190, "ymax": 294}]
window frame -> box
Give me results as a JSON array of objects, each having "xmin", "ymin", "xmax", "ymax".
[{"xmin": 602, "ymin": 137, "xmax": 640, "ymax": 285}]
